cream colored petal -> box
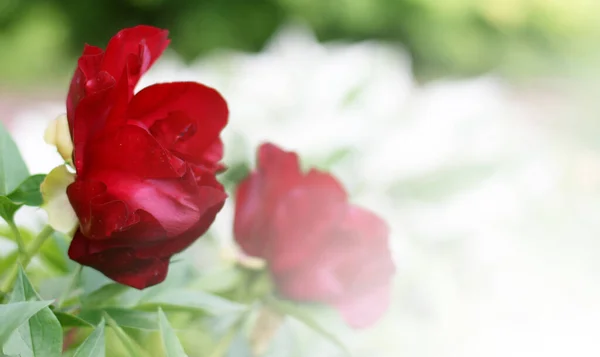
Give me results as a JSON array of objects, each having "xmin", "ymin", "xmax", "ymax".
[
  {"xmin": 44, "ymin": 114, "xmax": 73, "ymax": 164},
  {"xmin": 41, "ymin": 165, "xmax": 78, "ymax": 234},
  {"xmin": 220, "ymin": 244, "xmax": 266, "ymax": 270}
]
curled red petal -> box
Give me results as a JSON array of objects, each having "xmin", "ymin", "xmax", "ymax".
[
  {"xmin": 101, "ymin": 25, "xmax": 169, "ymax": 90},
  {"xmin": 128, "ymin": 82, "xmax": 228, "ymax": 165},
  {"xmin": 133, "ymin": 191, "xmax": 225, "ymax": 259},
  {"xmin": 67, "ymin": 179, "xmax": 134, "ymax": 239},
  {"xmin": 90, "ymin": 169, "xmax": 223, "ymax": 238}
]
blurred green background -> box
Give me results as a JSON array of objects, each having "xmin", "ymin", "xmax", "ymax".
[{"xmin": 1, "ymin": 0, "xmax": 600, "ymax": 87}]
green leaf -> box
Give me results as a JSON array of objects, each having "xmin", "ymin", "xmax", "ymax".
[
  {"xmin": 72, "ymin": 319, "xmax": 105, "ymax": 357},
  {"xmin": 79, "ymin": 308, "xmax": 158, "ymax": 330},
  {"xmin": 82, "ymin": 283, "xmax": 130, "ymax": 308},
  {"xmin": 7, "ymin": 174, "xmax": 46, "ymax": 206},
  {"xmin": 0, "ymin": 300, "xmax": 53, "ymax": 345},
  {"xmin": 158, "ymin": 308, "xmax": 188, "ymax": 357},
  {"xmin": 268, "ymin": 298, "xmax": 351, "ymax": 356},
  {"xmin": 0, "ymin": 122, "xmax": 30, "ymax": 196},
  {"xmin": 0, "ymin": 196, "xmax": 21, "ymax": 223},
  {"xmin": 3, "ymin": 267, "xmax": 62, "ymax": 357},
  {"xmin": 104, "ymin": 313, "xmax": 149, "ymax": 357},
  {"xmin": 54, "ymin": 311, "xmax": 93, "ymax": 328},
  {"xmin": 137, "ymin": 290, "xmax": 245, "ymax": 316}
]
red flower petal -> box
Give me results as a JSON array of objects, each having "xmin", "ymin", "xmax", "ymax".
[
  {"xmin": 234, "ymin": 143, "xmax": 305, "ymax": 257},
  {"xmin": 67, "ymin": 179, "xmax": 133, "ymax": 239},
  {"xmin": 68, "ymin": 230, "xmax": 169, "ymax": 289},
  {"xmin": 233, "ymin": 143, "xmax": 394, "ymax": 328},
  {"xmin": 128, "ymin": 82, "xmax": 228, "ymax": 165},
  {"xmin": 66, "ymin": 44, "xmax": 104, "ymax": 130},
  {"xmin": 65, "ymin": 26, "xmax": 228, "ymax": 290},
  {"xmin": 233, "ymin": 172, "xmax": 265, "ymax": 257},
  {"xmin": 101, "ymin": 25, "xmax": 169, "ymax": 90},
  {"xmin": 90, "ymin": 169, "xmax": 221, "ymax": 238},
  {"xmin": 84, "ymin": 124, "xmax": 186, "ymax": 179},
  {"xmin": 269, "ymin": 186, "xmax": 346, "ymax": 273},
  {"xmin": 133, "ymin": 191, "xmax": 225, "ymax": 259}
]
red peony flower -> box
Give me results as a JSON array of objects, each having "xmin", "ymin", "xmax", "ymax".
[
  {"xmin": 234, "ymin": 143, "xmax": 395, "ymax": 328},
  {"xmin": 65, "ymin": 25, "xmax": 228, "ymax": 289}
]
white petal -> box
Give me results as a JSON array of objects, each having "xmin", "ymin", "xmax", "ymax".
[
  {"xmin": 41, "ymin": 165, "xmax": 78, "ymax": 234},
  {"xmin": 44, "ymin": 114, "xmax": 73, "ymax": 165}
]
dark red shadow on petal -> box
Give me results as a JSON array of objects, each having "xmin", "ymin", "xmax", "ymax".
[{"xmin": 68, "ymin": 230, "xmax": 169, "ymax": 289}]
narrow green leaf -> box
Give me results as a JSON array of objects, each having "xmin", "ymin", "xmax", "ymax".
[
  {"xmin": 137, "ymin": 290, "xmax": 245, "ymax": 315},
  {"xmin": 82, "ymin": 283, "xmax": 130, "ymax": 308},
  {"xmin": 104, "ymin": 313, "xmax": 149, "ymax": 357},
  {"xmin": 53, "ymin": 311, "xmax": 93, "ymax": 328},
  {"xmin": 72, "ymin": 319, "xmax": 105, "ymax": 357},
  {"xmin": 0, "ymin": 300, "xmax": 53, "ymax": 345},
  {"xmin": 0, "ymin": 122, "xmax": 30, "ymax": 196},
  {"xmin": 158, "ymin": 308, "xmax": 188, "ymax": 357},
  {"xmin": 0, "ymin": 196, "xmax": 20, "ymax": 223},
  {"xmin": 7, "ymin": 175, "xmax": 46, "ymax": 206},
  {"xmin": 268, "ymin": 298, "xmax": 351, "ymax": 356},
  {"xmin": 4, "ymin": 267, "xmax": 62, "ymax": 357},
  {"xmin": 79, "ymin": 308, "xmax": 158, "ymax": 330}
]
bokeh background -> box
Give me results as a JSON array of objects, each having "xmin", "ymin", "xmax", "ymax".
[{"xmin": 3, "ymin": 0, "xmax": 600, "ymax": 356}]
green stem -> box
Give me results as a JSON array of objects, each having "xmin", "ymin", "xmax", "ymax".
[
  {"xmin": 0, "ymin": 225, "xmax": 54, "ymax": 294},
  {"xmin": 7, "ymin": 220, "xmax": 25, "ymax": 257},
  {"xmin": 56, "ymin": 265, "xmax": 82, "ymax": 308}
]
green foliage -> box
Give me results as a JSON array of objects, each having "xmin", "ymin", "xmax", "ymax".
[
  {"xmin": 137, "ymin": 289, "xmax": 246, "ymax": 316},
  {"xmin": 1, "ymin": 0, "xmax": 600, "ymax": 84},
  {"xmin": 158, "ymin": 308, "xmax": 189, "ymax": 357},
  {"xmin": 80, "ymin": 308, "xmax": 160, "ymax": 330},
  {"xmin": 0, "ymin": 122, "xmax": 36, "ymax": 225},
  {"xmin": 3, "ymin": 267, "xmax": 62, "ymax": 357},
  {"xmin": 82, "ymin": 283, "xmax": 130, "ymax": 308},
  {"xmin": 72, "ymin": 320, "xmax": 106, "ymax": 357},
  {"xmin": 0, "ymin": 120, "xmax": 351, "ymax": 356},
  {"xmin": 104, "ymin": 314, "xmax": 150, "ymax": 357},
  {"xmin": 267, "ymin": 297, "xmax": 351, "ymax": 356},
  {"xmin": 0, "ymin": 122, "xmax": 30, "ymax": 198},
  {"xmin": 8, "ymin": 175, "xmax": 47, "ymax": 207},
  {"xmin": 0, "ymin": 196, "xmax": 20, "ymax": 224},
  {"xmin": 0, "ymin": 300, "xmax": 54, "ymax": 346}
]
